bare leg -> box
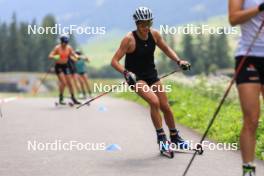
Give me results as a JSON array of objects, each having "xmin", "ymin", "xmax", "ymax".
[
  {"xmin": 56, "ymin": 73, "xmax": 67, "ymax": 97},
  {"xmin": 238, "ymin": 83, "xmax": 261, "ymax": 163},
  {"xmin": 78, "ymin": 75, "xmax": 86, "ymax": 97},
  {"xmin": 152, "ymin": 81, "xmax": 176, "ymax": 129},
  {"xmin": 72, "ymin": 74, "xmax": 81, "ymax": 94},
  {"xmin": 65, "ymin": 75, "xmax": 75, "ymax": 96},
  {"xmin": 134, "ymin": 81, "xmax": 162, "ymax": 129},
  {"xmin": 82, "ymin": 74, "xmax": 92, "ymax": 96}
]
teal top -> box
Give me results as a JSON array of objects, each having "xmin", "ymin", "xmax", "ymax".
[{"xmin": 76, "ymin": 59, "xmax": 86, "ymax": 73}]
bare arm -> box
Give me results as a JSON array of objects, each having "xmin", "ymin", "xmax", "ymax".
[
  {"xmin": 48, "ymin": 47, "xmax": 58, "ymax": 59},
  {"xmin": 229, "ymin": 0, "xmax": 261, "ymax": 26},
  {"xmin": 69, "ymin": 47, "xmax": 79, "ymax": 61},
  {"xmin": 153, "ymin": 30, "xmax": 181, "ymax": 63},
  {"xmin": 111, "ymin": 36, "xmax": 130, "ymax": 73}
]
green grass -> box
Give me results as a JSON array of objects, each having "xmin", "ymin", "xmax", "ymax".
[
  {"xmin": 115, "ymin": 79, "xmax": 264, "ymax": 160},
  {"xmin": 81, "ymin": 30, "xmax": 125, "ymax": 68}
]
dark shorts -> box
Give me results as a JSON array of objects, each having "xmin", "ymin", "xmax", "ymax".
[
  {"xmin": 235, "ymin": 56, "xmax": 264, "ymax": 85},
  {"xmin": 67, "ymin": 59, "xmax": 77, "ymax": 74},
  {"xmin": 55, "ymin": 64, "xmax": 70, "ymax": 75},
  {"xmin": 137, "ymin": 76, "xmax": 160, "ymax": 86},
  {"xmin": 78, "ymin": 72, "xmax": 86, "ymax": 76}
]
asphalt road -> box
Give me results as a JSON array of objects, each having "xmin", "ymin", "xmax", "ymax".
[{"xmin": 0, "ymin": 97, "xmax": 263, "ymax": 176}]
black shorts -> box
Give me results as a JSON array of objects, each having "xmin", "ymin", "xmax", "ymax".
[
  {"xmin": 78, "ymin": 72, "xmax": 86, "ymax": 76},
  {"xmin": 67, "ymin": 59, "xmax": 77, "ymax": 74},
  {"xmin": 55, "ymin": 64, "xmax": 70, "ymax": 75},
  {"xmin": 235, "ymin": 56, "xmax": 264, "ymax": 85},
  {"xmin": 137, "ymin": 76, "xmax": 160, "ymax": 86}
]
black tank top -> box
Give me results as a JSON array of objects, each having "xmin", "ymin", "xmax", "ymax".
[{"xmin": 125, "ymin": 31, "xmax": 158, "ymax": 79}]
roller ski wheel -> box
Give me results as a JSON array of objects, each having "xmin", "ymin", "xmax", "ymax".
[
  {"xmin": 173, "ymin": 143, "xmax": 204, "ymax": 155},
  {"xmin": 68, "ymin": 102, "xmax": 74, "ymax": 107},
  {"xmin": 159, "ymin": 141, "xmax": 174, "ymax": 159},
  {"xmin": 55, "ymin": 101, "xmax": 66, "ymax": 106},
  {"xmin": 55, "ymin": 101, "xmax": 74, "ymax": 107},
  {"xmin": 157, "ymin": 133, "xmax": 174, "ymax": 159},
  {"xmin": 160, "ymin": 147, "xmax": 174, "ymax": 159}
]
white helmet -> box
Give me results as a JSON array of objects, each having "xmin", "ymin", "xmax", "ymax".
[{"xmin": 133, "ymin": 7, "xmax": 153, "ymax": 22}]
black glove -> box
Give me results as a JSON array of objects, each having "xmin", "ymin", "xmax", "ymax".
[
  {"xmin": 259, "ymin": 3, "xmax": 264, "ymax": 12},
  {"xmin": 123, "ymin": 70, "xmax": 137, "ymax": 86},
  {"xmin": 177, "ymin": 61, "xmax": 191, "ymax": 71}
]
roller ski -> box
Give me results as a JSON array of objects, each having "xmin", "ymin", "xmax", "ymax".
[
  {"xmin": 157, "ymin": 133, "xmax": 174, "ymax": 159},
  {"xmin": 55, "ymin": 98, "xmax": 74, "ymax": 107},
  {"xmin": 172, "ymin": 143, "xmax": 204, "ymax": 155},
  {"xmin": 70, "ymin": 96, "xmax": 82, "ymax": 105},
  {"xmin": 55, "ymin": 101, "xmax": 74, "ymax": 107},
  {"xmin": 55, "ymin": 95, "xmax": 80, "ymax": 107},
  {"xmin": 72, "ymin": 95, "xmax": 92, "ymax": 107},
  {"xmin": 170, "ymin": 130, "xmax": 203, "ymax": 155},
  {"xmin": 55, "ymin": 95, "xmax": 73, "ymax": 107}
]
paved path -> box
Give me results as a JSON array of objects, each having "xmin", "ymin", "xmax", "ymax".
[{"xmin": 0, "ymin": 97, "xmax": 263, "ymax": 176}]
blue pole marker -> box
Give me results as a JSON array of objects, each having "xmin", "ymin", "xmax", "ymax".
[
  {"xmin": 105, "ymin": 144, "xmax": 122, "ymax": 152},
  {"xmin": 98, "ymin": 105, "xmax": 108, "ymax": 112}
]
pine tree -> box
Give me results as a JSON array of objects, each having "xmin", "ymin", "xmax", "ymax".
[
  {"xmin": 206, "ymin": 34, "xmax": 219, "ymax": 74},
  {"xmin": 168, "ymin": 34, "xmax": 178, "ymax": 70},
  {"xmin": 193, "ymin": 34, "xmax": 208, "ymax": 74},
  {"xmin": 157, "ymin": 33, "xmax": 170, "ymax": 74},
  {"xmin": 38, "ymin": 14, "xmax": 57, "ymax": 71},
  {"xmin": 19, "ymin": 22, "xmax": 30, "ymax": 71},
  {"xmin": 181, "ymin": 34, "xmax": 195, "ymax": 75},
  {"xmin": 0, "ymin": 22, "xmax": 8, "ymax": 71},
  {"xmin": 6, "ymin": 13, "xmax": 20, "ymax": 71},
  {"xmin": 216, "ymin": 31, "xmax": 232, "ymax": 68},
  {"xmin": 27, "ymin": 19, "xmax": 42, "ymax": 71}
]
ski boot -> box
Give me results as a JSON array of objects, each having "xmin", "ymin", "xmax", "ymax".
[
  {"xmin": 170, "ymin": 129, "xmax": 190, "ymax": 150},
  {"xmin": 71, "ymin": 95, "xmax": 81, "ymax": 105},
  {"xmin": 243, "ymin": 164, "xmax": 256, "ymax": 176},
  {"xmin": 59, "ymin": 95, "xmax": 66, "ymax": 105}
]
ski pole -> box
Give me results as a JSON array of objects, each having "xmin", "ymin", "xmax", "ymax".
[
  {"xmin": 160, "ymin": 69, "xmax": 182, "ymax": 79},
  {"xmin": 77, "ymin": 68, "xmax": 184, "ymax": 109},
  {"xmin": 182, "ymin": 20, "xmax": 264, "ymax": 176},
  {"xmin": 32, "ymin": 62, "xmax": 54, "ymax": 96},
  {"xmin": 76, "ymin": 82, "xmax": 125, "ymax": 109}
]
